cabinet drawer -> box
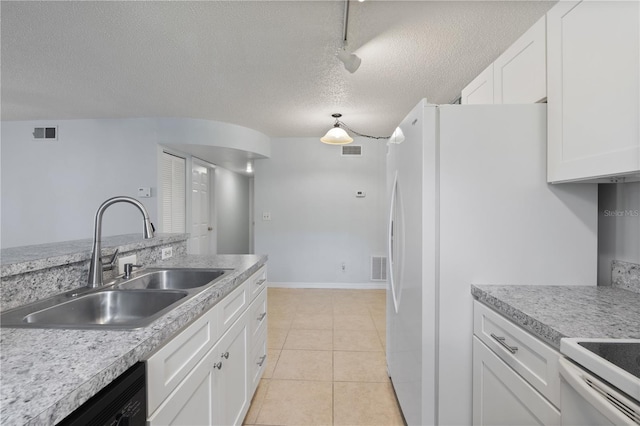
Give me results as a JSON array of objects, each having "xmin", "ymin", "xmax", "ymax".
[
  {"xmin": 146, "ymin": 306, "xmax": 219, "ymax": 415},
  {"xmin": 473, "ymin": 301, "xmax": 561, "ymax": 407},
  {"xmin": 248, "ymin": 287, "xmax": 267, "ymax": 341},
  {"xmin": 218, "ymin": 281, "xmax": 249, "ymax": 335},
  {"xmin": 473, "ymin": 337, "xmax": 560, "ymax": 425},
  {"xmin": 248, "ymin": 266, "xmax": 268, "ymax": 301},
  {"xmin": 249, "ymin": 328, "xmax": 267, "ymax": 395}
]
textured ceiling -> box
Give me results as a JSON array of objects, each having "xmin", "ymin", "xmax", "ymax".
[{"xmin": 1, "ymin": 0, "xmax": 555, "ymax": 139}]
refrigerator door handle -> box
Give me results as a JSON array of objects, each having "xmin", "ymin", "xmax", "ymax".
[{"xmin": 388, "ymin": 171, "xmax": 401, "ymax": 314}]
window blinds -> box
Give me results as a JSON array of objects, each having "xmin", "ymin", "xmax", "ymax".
[{"xmin": 161, "ymin": 152, "xmax": 186, "ymax": 233}]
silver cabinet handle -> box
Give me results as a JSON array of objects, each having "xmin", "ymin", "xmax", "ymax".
[
  {"xmin": 257, "ymin": 312, "xmax": 267, "ymax": 321},
  {"xmin": 256, "ymin": 278, "xmax": 267, "ymax": 287},
  {"xmin": 257, "ymin": 355, "xmax": 267, "ymax": 367},
  {"xmin": 221, "ymin": 351, "xmax": 230, "ymax": 359},
  {"xmin": 490, "ymin": 333, "xmax": 518, "ymax": 354},
  {"xmin": 213, "ymin": 361, "xmax": 223, "ymax": 370}
]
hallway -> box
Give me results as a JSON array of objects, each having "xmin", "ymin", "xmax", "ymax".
[{"xmin": 243, "ymin": 288, "xmax": 404, "ymax": 425}]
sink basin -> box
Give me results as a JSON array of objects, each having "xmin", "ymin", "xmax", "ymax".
[
  {"xmin": 116, "ymin": 269, "xmax": 227, "ymax": 290},
  {"xmin": 20, "ymin": 290, "xmax": 188, "ymax": 328},
  {"xmin": 0, "ymin": 267, "xmax": 231, "ymax": 330}
]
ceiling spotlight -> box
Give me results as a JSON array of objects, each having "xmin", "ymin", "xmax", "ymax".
[
  {"xmin": 337, "ymin": 48, "xmax": 361, "ymax": 73},
  {"xmin": 320, "ymin": 113, "xmax": 393, "ymax": 145},
  {"xmin": 246, "ymin": 160, "xmax": 253, "ymax": 173},
  {"xmin": 336, "ymin": 0, "xmax": 361, "ymax": 73}
]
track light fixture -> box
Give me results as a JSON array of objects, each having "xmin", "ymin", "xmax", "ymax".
[
  {"xmin": 320, "ymin": 113, "xmax": 395, "ymax": 145},
  {"xmin": 337, "ymin": 0, "xmax": 361, "ymax": 73}
]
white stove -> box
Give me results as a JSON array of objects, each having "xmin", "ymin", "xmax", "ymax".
[{"xmin": 560, "ymin": 338, "xmax": 640, "ymax": 425}]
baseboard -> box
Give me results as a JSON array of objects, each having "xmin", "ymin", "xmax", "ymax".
[{"xmin": 268, "ymin": 281, "xmax": 387, "ymax": 290}]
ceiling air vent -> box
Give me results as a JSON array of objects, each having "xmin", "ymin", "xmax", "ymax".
[
  {"xmin": 341, "ymin": 145, "xmax": 362, "ymax": 157},
  {"xmin": 371, "ymin": 256, "xmax": 387, "ymax": 281},
  {"xmin": 32, "ymin": 126, "xmax": 57, "ymax": 141}
]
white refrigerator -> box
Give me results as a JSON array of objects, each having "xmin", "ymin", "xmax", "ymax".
[{"xmin": 386, "ymin": 100, "xmax": 597, "ymax": 425}]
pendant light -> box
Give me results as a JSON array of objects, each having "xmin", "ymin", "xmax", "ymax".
[
  {"xmin": 320, "ymin": 113, "xmax": 395, "ymax": 145},
  {"xmin": 321, "ymin": 114, "xmax": 354, "ymax": 145}
]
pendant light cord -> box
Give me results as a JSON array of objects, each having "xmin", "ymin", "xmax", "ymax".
[{"xmin": 336, "ymin": 120, "xmax": 391, "ymax": 140}]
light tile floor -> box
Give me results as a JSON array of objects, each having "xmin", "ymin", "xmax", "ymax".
[{"xmin": 243, "ymin": 288, "xmax": 405, "ymax": 426}]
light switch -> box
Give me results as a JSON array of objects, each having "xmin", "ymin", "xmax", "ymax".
[{"xmin": 138, "ymin": 187, "xmax": 151, "ymax": 198}]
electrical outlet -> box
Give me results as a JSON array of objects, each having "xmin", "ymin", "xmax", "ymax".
[
  {"xmin": 118, "ymin": 254, "xmax": 137, "ymax": 275},
  {"xmin": 161, "ymin": 247, "xmax": 173, "ymax": 260},
  {"xmin": 262, "ymin": 211, "xmax": 272, "ymax": 221}
]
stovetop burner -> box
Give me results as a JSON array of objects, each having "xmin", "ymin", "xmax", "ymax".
[{"xmin": 578, "ymin": 341, "xmax": 640, "ymax": 380}]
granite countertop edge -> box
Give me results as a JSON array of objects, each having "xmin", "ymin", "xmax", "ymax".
[
  {"xmin": 471, "ymin": 285, "xmax": 563, "ymax": 348},
  {"xmin": 471, "ymin": 284, "xmax": 640, "ymax": 351},
  {"xmin": 1, "ymin": 234, "xmax": 189, "ymax": 277},
  {"xmin": 0, "ymin": 253, "xmax": 267, "ymax": 426}
]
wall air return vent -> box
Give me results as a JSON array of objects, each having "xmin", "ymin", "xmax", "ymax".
[
  {"xmin": 32, "ymin": 126, "xmax": 57, "ymax": 141},
  {"xmin": 341, "ymin": 145, "xmax": 362, "ymax": 156},
  {"xmin": 371, "ymin": 256, "xmax": 387, "ymax": 281}
]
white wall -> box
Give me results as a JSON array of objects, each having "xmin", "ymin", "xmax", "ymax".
[
  {"xmin": 215, "ymin": 166, "xmax": 251, "ymax": 254},
  {"xmin": 254, "ymin": 137, "xmax": 386, "ymax": 285},
  {"xmin": 1, "ymin": 118, "xmax": 270, "ymax": 249},
  {"xmin": 1, "ymin": 119, "xmax": 159, "ymax": 248},
  {"xmin": 598, "ymin": 182, "xmax": 640, "ymax": 284}
]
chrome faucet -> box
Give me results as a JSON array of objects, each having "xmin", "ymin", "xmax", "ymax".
[{"xmin": 88, "ymin": 196, "xmax": 155, "ymax": 288}]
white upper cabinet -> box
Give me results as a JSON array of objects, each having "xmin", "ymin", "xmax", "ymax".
[
  {"xmin": 462, "ymin": 15, "xmax": 547, "ymax": 105},
  {"xmin": 461, "ymin": 64, "xmax": 495, "ymax": 104},
  {"xmin": 494, "ymin": 16, "xmax": 547, "ymax": 104},
  {"xmin": 547, "ymin": 0, "xmax": 640, "ymax": 183}
]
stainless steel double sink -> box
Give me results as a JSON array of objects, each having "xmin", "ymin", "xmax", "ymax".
[{"xmin": 0, "ymin": 268, "xmax": 229, "ymax": 329}]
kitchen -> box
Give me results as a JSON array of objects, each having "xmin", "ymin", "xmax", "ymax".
[{"xmin": 1, "ymin": 1, "xmax": 639, "ymax": 425}]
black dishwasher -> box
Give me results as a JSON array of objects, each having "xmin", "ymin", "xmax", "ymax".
[{"xmin": 59, "ymin": 362, "xmax": 146, "ymax": 426}]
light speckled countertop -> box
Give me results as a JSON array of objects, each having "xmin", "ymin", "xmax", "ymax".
[
  {"xmin": 472, "ymin": 285, "xmax": 640, "ymax": 350},
  {"xmin": 0, "ymin": 254, "xmax": 267, "ymax": 426},
  {"xmin": 1, "ymin": 234, "xmax": 188, "ymax": 277}
]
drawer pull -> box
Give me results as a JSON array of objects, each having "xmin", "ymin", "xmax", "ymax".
[
  {"xmin": 257, "ymin": 312, "xmax": 267, "ymax": 321},
  {"xmin": 490, "ymin": 333, "xmax": 518, "ymax": 354},
  {"xmin": 221, "ymin": 351, "xmax": 230, "ymax": 359},
  {"xmin": 257, "ymin": 355, "xmax": 267, "ymax": 367},
  {"xmin": 256, "ymin": 279, "xmax": 267, "ymax": 287},
  {"xmin": 213, "ymin": 361, "xmax": 223, "ymax": 370}
]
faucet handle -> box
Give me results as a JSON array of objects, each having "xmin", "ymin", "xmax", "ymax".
[{"xmin": 101, "ymin": 248, "xmax": 119, "ymax": 271}]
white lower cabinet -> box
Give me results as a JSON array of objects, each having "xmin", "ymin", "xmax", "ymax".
[
  {"xmin": 214, "ymin": 309, "xmax": 249, "ymax": 426},
  {"xmin": 148, "ymin": 341, "xmax": 217, "ymax": 425},
  {"xmin": 149, "ymin": 308, "xmax": 249, "ymax": 426},
  {"xmin": 146, "ymin": 265, "xmax": 268, "ymax": 426},
  {"xmin": 473, "ymin": 301, "xmax": 561, "ymax": 426}
]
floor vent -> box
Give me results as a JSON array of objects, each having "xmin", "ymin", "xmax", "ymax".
[
  {"xmin": 32, "ymin": 126, "xmax": 57, "ymax": 140},
  {"xmin": 371, "ymin": 256, "xmax": 387, "ymax": 281},
  {"xmin": 342, "ymin": 145, "xmax": 362, "ymax": 156}
]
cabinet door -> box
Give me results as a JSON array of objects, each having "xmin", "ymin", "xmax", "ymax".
[
  {"xmin": 473, "ymin": 337, "xmax": 560, "ymax": 426},
  {"xmin": 494, "ymin": 16, "xmax": 546, "ymax": 104},
  {"xmin": 148, "ymin": 346, "xmax": 217, "ymax": 426},
  {"xmin": 461, "ymin": 64, "xmax": 495, "ymax": 104},
  {"xmin": 215, "ymin": 309, "xmax": 250, "ymax": 426},
  {"xmin": 547, "ymin": 0, "xmax": 640, "ymax": 183}
]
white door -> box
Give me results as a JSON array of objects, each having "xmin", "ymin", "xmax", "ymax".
[{"xmin": 190, "ymin": 162, "xmax": 215, "ymax": 255}]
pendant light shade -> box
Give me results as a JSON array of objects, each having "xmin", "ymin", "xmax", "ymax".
[{"xmin": 321, "ymin": 125, "xmax": 354, "ymax": 145}]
